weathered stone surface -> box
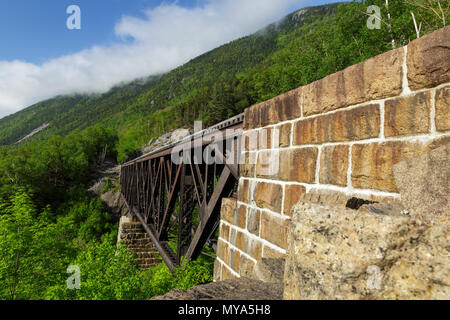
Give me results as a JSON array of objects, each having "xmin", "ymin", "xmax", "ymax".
[
  {"xmin": 351, "ymin": 141, "xmax": 421, "ymax": 192},
  {"xmin": 277, "ymin": 123, "xmax": 291, "ymax": 148},
  {"xmin": 243, "ymin": 130, "xmax": 259, "ymax": 151},
  {"xmin": 242, "ymin": 237, "xmax": 262, "ymax": 261},
  {"xmin": 283, "ymin": 184, "xmax": 307, "ymax": 216},
  {"xmin": 237, "ymin": 179, "xmax": 249, "ymax": 203},
  {"xmin": 243, "ymin": 88, "xmax": 301, "ymax": 129},
  {"xmin": 254, "ymin": 258, "xmax": 285, "ymax": 284},
  {"xmin": 217, "ymin": 239, "xmax": 229, "ymax": 265},
  {"xmin": 151, "ymin": 277, "xmax": 283, "ymax": 300},
  {"xmin": 229, "ymin": 248, "xmax": 241, "ymax": 273},
  {"xmin": 284, "ymin": 201, "xmax": 450, "ymax": 300},
  {"xmin": 384, "ymin": 91, "xmax": 431, "ymax": 137},
  {"xmin": 234, "ymin": 205, "xmax": 247, "ymax": 229},
  {"xmin": 294, "ymin": 104, "xmax": 380, "ymax": 145},
  {"xmin": 303, "ymin": 48, "xmax": 403, "ymax": 116},
  {"xmin": 219, "ymin": 222, "xmax": 230, "ymax": 242},
  {"xmin": 230, "ymin": 229, "xmax": 245, "ymax": 253},
  {"xmin": 280, "ymin": 148, "xmax": 318, "ymax": 183},
  {"xmin": 319, "ymin": 145, "xmax": 349, "ymax": 186},
  {"xmin": 407, "ymin": 26, "xmax": 450, "ymax": 90},
  {"xmin": 256, "ymin": 149, "xmax": 280, "ymax": 179},
  {"xmin": 393, "ymin": 144, "xmax": 449, "ymax": 221},
  {"xmin": 220, "ymin": 198, "xmax": 237, "ymax": 224},
  {"xmin": 262, "ymin": 245, "xmax": 286, "ymax": 259},
  {"xmin": 435, "ymin": 86, "xmax": 450, "ymax": 132},
  {"xmin": 247, "ymin": 207, "xmax": 261, "ymax": 236},
  {"xmin": 259, "ymin": 127, "xmax": 272, "ymax": 150},
  {"xmin": 241, "ymin": 152, "xmax": 256, "ymax": 178},
  {"xmin": 273, "ymin": 88, "xmax": 302, "ymax": 122},
  {"xmin": 253, "ymin": 182, "xmax": 283, "ymax": 212},
  {"xmin": 260, "ymin": 212, "xmax": 290, "ymax": 250}
]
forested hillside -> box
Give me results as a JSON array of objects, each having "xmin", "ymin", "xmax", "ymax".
[{"xmin": 0, "ymin": 0, "xmax": 447, "ymax": 300}]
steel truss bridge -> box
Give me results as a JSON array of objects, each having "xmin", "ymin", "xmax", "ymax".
[{"xmin": 121, "ymin": 114, "xmax": 243, "ymax": 271}]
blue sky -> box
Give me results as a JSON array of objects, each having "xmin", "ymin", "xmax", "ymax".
[
  {"xmin": 0, "ymin": 0, "xmax": 197, "ymax": 63},
  {"xmin": 0, "ymin": 0, "xmax": 343, "ymax": 117}
]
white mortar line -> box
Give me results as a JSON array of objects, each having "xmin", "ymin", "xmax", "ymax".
[
  {"xmin": 315, "ymin": 146, "xmax": 322, "ymax": 184},
  {"xmin": 379, "ymin": 101, "xmax": 386, "ymax": 139},
  {"xmin": 249, "ymin": 131, "xmax": 450, "ymax": 153},
  {"xmin": 430, "ymin": 88, "xmax": 437, "ymax": 134},
  {"xmin": 347, "ymin": 143, "xmax": 353, "ymax": 189},
  {"xmin": 244, "ymin": 82, "xmax": 450, "ymax": 133},
  {"xmin": 218, "ymin": 236, "xmax": 258, "ymax": 264},
  {"xmin": 240, "ymin": 177, "xmax": 402, "ymax": 200},
  {"xmin": 220, "ymin": 220, "xmax": 287, "ymax": 255},
  {"xmin": 401, "ymin": 45, "xmax": 412, "ymax": 96},
  {"xmin": 237, "ymin": 200, "xmax": 290, "ymax": 219},
  {"xmin": 215, "ymin": 256, "xmax": 241, "ymax": 278}
]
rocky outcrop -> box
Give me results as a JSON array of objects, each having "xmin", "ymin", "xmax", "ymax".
[
  {"xmin": 142, "ymin": 128, "xmax": 192, "ymax": 155},
  {"xmin": 283, "ymin": 143, "xmax": 450, "ymax": 300},
  {"xmin": 393, "ymin": 144, "xmax": 449, "ymax": 221},
  {"xmin": 151, "ymin": 277, "xmax": 283, "ymax": 300}
]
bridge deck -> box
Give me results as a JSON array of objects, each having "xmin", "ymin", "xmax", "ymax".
[{"xmin": 121, "ymin": 114, "xmax": 243, "ymax": 270}]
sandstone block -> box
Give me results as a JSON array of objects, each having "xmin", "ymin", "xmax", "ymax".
[
  {"xmin": 259, "ymin": 127, "xmax": 272, "ymax": 150},
  {"xmin": 243, "ymin": 130, "xmax": 259, "ymax": 151},
  {"xmin": 272, "ymin": 88, "xmax": 302, "ymax": 122},
  {"xmin": 384, "ymin": 91, "xmax": 431, "ymax": 137},
  {"xmin": 217, "ymin": 239, "xmax": 229, "ymax": 265},
  {"xmin": 229, "ymin": 248, "xmax": 241, "ymax": 273},
  {"xmin": 247, "ymin": 208, "xmax": 261, "ymax": 236},
  {"xmin": 220, "ymin": 198, "xmax": 237, "ymax": 224},
  {"xmin": 243, "ymin": 237, "xmax": 262, "ymax": 261},
  {"xmin": 277, "ymin": 123, "xmax": 291, "ymax": 148},
  {"xmin": 435, "ymin": 86, "xmax": 450, "ymax": 132},
  {"xmin": 407, "ymin": 26, "xmax": 450, "ymax": 90},
  {"xmin": 303, "ymin": 48, "xmax": 403, "ymax": 116},
  {"xmin": 234, "ymin": 205, "xmax": 247, "ymax": 229},
  {"xmin": 219, "ymin": 223, "xmax": 230, "ymax": 242},
  {"xmin": 283, "ymin": 184, "xmax": 307, "ymax": 216},
  {"xmin": 280, "ymin": 148, "xmax": 318, "ymax": 183},
  {"xmin": 241, "ymin": 152, "xmax": 256, "ymax": 178},
  {"xmin": 260, "ymin": 211, "xmax": 290, "ymax": 250},
  {"xmin": 393, "ymin": 143, "xmax": 449, "ymax": 221},
  {"xmin": 230, "ymin": 229, "xmax": 245, "ymax": 252},
  {"xmin": 256, "ymin": 149, "xmax": 280, "ymax": 179},
  {"xmin": 214, "ymin": 259, "xmax": 222, "ymax": 281},
  {"xmin": 262, "ymin": 245, "xmax": 286, "ymax": 259},
  {"xmin": 253, "ymin": 182, "xmax": 283, "ymax": 213},
  {"xmin": 294, "ymin": 104, "xmax": 380, "ymax": 145},
  {"xmin": 237, "ymin": 179, "xmax": 249, "ymax": 203},
  {"xmin": 319, "ymin": 145, "xmax": 349, "ymax": 187},
  {"xmin": 351, "ymin": 141, "xmax": 421, "ymax": 192}
]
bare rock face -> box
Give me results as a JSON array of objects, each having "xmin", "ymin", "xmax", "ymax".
[
  {"xmin": 151, "ymin": 278, "xmax": 283, "ymax": 300},
  {"xmin": 283, "ymin": 200, "xmax": 449, "ymax": 300},
  {"xmin": 393, "ymin": 144, "xmax": 449, "ymax": 221}
]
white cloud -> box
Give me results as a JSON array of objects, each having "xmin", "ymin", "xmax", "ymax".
[{"xmin": 0, "ymin": 0, "xmax": 305, "ymax": 118}]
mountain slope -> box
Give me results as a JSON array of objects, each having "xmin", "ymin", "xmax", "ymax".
[
  {"xmin": 0, "ymin": 0, "xmax": 446, "ymax": 163},
  {"xmin": 0, "ymin": 4, "xmax": 339, "ymax": 147}
]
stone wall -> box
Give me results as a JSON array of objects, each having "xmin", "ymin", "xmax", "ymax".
[
  {"xmin": 215, "ymin": 26, "xmax": 450, "ymax": 281},
  {"xmin": 117, "ymin": 216, "xmax": 162, "ymax": 269}
]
